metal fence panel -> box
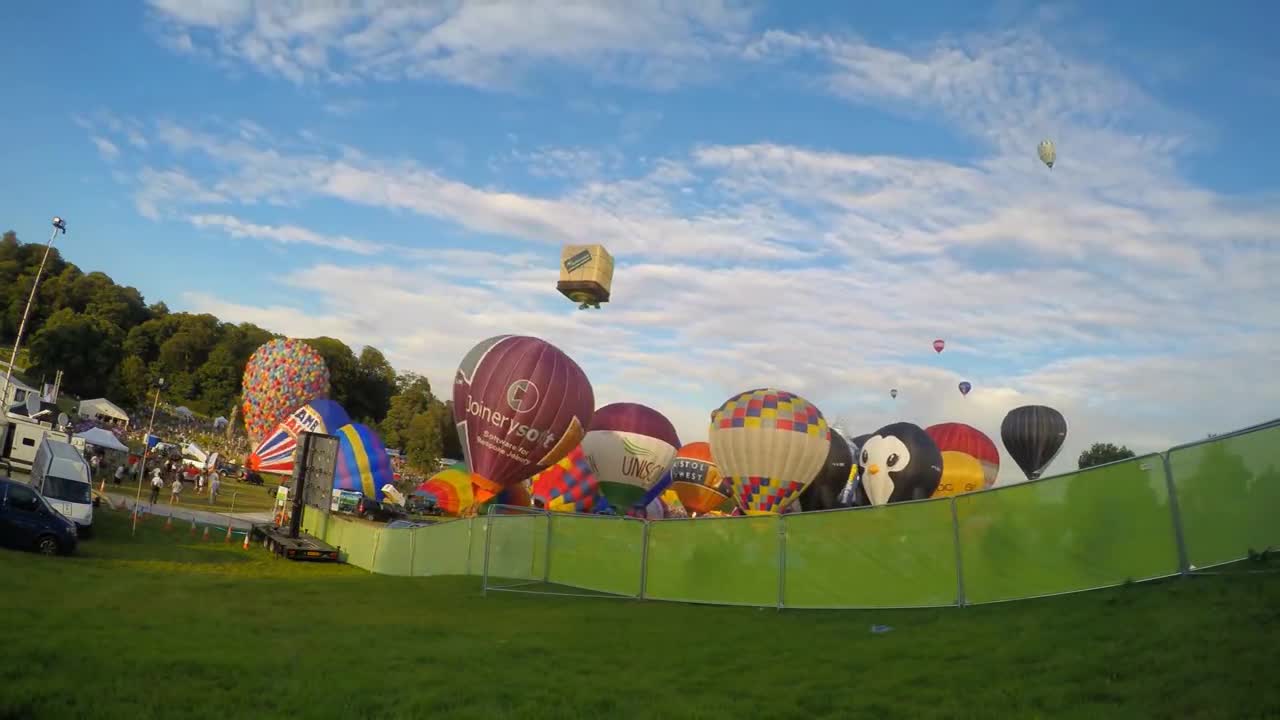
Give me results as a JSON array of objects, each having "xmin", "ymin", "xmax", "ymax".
[
  {"xmin": 546, "ymin": 514, "xmax": 646, "ymax": 596},
  {"xmin": 642, "ymin": 515, "xmax": 778, "ymax": 606}
]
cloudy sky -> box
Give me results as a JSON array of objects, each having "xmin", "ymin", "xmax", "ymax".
[{"xmin": 2, "ymin": 1, "xmax": 1277, "ymax": 483}]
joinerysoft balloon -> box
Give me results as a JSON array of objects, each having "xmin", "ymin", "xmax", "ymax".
[{"xmin": 452, "ymin": 335, "xmax": 594, "ymax": 502}]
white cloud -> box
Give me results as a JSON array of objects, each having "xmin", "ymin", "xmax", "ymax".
[
  {"xmin": 144, "ymin": 0, "xmax": 756, "ymax": 90},
  {"xmin": 91, "ymin": 136, "xmax": 120, "ymax": 161},
  {"xmin": 186, "ymin": 214, "xmax": 385, "ymax": 255},
  {"xmin": 95, "ymin": 21, "xmax": 1280, "ymax": 483}
]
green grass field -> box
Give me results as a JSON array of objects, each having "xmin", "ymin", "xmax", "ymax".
[{"xmin": 2, "ymin": 510, "xmax": 1278, "ymax": 720}]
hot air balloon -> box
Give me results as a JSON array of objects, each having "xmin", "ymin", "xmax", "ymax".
[
  {"xmin": 333, "ymin": 423, "xmax": 395, "ymax": 502},
  {"xmin": 926, "ymin": 422, "xmax": 1000, "ymax": 496},
  {"xmin": 1001, "ymin": 405, "xmax": 1067, "ymax": 480},
  {"xmin": 241, "ymin": 338, "xmax": 331, "ymax": 445},
  {"xmin": 933, "ymin": 339, "xmax": 946, "ymax": 353},
  {"xmin": 581, "ymin": 402, "xmax": 681, "ymax": 510},
  {"xmin": 452, "ymin": 335, "xmax": 594, "ymax": 504},
  {"xmin": 669, "ymin": 441, "xmax": 734, "ymax": 516},
  {"xmin": 708, "ymin": 388, "xmax": 830, "ymax": 515},
  {"xmin": 798, "ymin": 428, "xmax": 855, "ymax": 511},
  {"xmin": 414, "ymin": 464, "xmax": 475, "ymax": 516},
  {"xmin": 836, "ymin": 432, "xmax": 872, "ymax": 507},
  {"xmin": 531, "ymin": 445, "xmax": 600, "ymax": 513},
  {"xmin": 855, "ymin": 422, "xmax": 943, "ymax": 505},
  {"xmin": 1038, "ymin": 139, "xmax": 1056, "ymax": 169},
  {"xmin": 958, "ymin": 381, "xmax": 972, "ymax": 397},
  {"xmin": 890, "ymin": 388, "xmax": 899, "ymax": 400},
  {"xmin": 479, "ymin": 482, "xmax": 532, "ymax": 514},
  {"xmin": 247, "ymin": 399, "xmax": 350, "ymax": 475},
  {"xmin": 556, "ymin": 244, "xmax": 614, "ymax": 310}
]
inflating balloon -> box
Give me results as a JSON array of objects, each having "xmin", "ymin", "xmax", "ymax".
[
  {"xmin": 669, "ymin": 441, "xmax": 733, "ymax": 515},
  {"xmin": 855, "ymin": 422, "xmax": 943, "ymax": 505},
  {"xmin": 1038, "ymin": 139, "xmax": 1056, "ymax": 169},
  {"xmin": 452, "ymin": 335, "xmax": 594, "ymax": 503},
  {"xmin": 333, "ymin": 423, "xmax": 395, "ymax": 501},
  {"xmin": 247, "ymin": 399, "xmax": 350, "ymax": 475},
  {"xmin": 241, "ymin": 338, "xmax": 331, "ymax": 445},
  {"xmin": 581, "ymin": 402, "xmax": 680, "ymax": 510},
  {"xmin": 926, "ymin": 422, "xmax": 1000, "ymax": 495},
  {"xmin": 414, "ymin": 464, "xmax": 475, "ymax": 516},
  {"xmin": 1001, "ymin": 405, "xmax": 1067, "ymax": 480},
  {"xmin": 798, "ymin": 427, "xmax": 855, "ymax": 511},
  {"xmin": 958, "ymin": 381, "xmax": 972, "ymax": 397},
  {"xmin": 708, "ymin": 388, "xmax": 830, "ymax": 515},
  {"xmin": 531, "ymin": 445, "xmax": 600, "ymax": 513}
]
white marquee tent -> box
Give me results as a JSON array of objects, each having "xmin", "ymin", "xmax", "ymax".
[{"xmin": 77, "ymin": 398, "xmax": 130, "ymax": 428}]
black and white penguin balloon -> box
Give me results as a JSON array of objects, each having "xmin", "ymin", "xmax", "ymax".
[{"xmin": 853, "ymin": 422, "xmax": 943, "ymax": 505}]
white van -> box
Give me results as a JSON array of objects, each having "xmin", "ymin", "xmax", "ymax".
[{"xmin": 29, "ymin": 437, "xmax": 95, "ymax": 538}]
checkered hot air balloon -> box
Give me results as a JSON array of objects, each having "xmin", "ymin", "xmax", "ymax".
[
  {"xmin": 708, "ymin": 388, "xmax": 830, "ymax": 515},
  {"xmin": 531, "ymin": 445, "xmax": 601, "ymax": 513}
]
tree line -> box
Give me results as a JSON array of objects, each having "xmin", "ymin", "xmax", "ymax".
[{"xmin": 0, "ymin": 230, "xmax": 461, "ymax": 473}]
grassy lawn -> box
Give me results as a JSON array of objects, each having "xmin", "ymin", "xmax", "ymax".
[
  {"xmin": 101, "ymin": 477, "xmax": 282, "ymax": 514},
  {"xmin": 2, "ymin": 510, "xmax": 1278, "ymax": 720}
]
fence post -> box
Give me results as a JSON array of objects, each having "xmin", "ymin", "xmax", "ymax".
[
  {"xmin": 776, "ymin": 513, "xmax": 787, "ymax": 610},
  {"xmin": 638, "ymin": 519, "xmax": 651, "ymax": 600},
  {"xmin": 542, "ymin": 509, "xmax": 554, "ymax": 585},
  {"xmin": 950, "ymin": 497, "xmax": 967, "ymax": 607},
  {"xmin": 1160, "ymin": 452, "xmax": 1192, "ymax": 575},
  {"xmin": 409, "ymin": 526, "xmax": 417, "ymax": 577},
  {"xmin": 480, "ymin": 512, "xmax": 494, "ymax": 597},
  {"xmin": 370, "ymin": 528, "xmax": 382, "ymax": 573}
]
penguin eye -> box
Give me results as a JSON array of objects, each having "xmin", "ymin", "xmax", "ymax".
[
  {"xmin": 860, "ymin": 450, "xmax": 868, "ymax": 464},
  {"xmin": 886, "ymin": 453, "xmax": 900, "ymax": 468}
]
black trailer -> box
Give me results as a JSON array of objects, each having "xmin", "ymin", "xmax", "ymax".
[
  {"xmin": 260, "ymin": 522, "xmax": 340, "ymax": 562},
  {"xmin": 269, "ymin": 431, "xmax": 344, "ymax": 564}
]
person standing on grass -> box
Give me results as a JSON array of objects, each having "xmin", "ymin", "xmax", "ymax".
[
  {"xmin": 170, "ymin": 477, "xmax": 183, "ymax": 505},
  {"xmin": 149, "ymin": 469, "xmax": 163, "ymax": 505},
  {"xmin": 114, "ymin": 463, "xmax": 125, "ymax": 485},
  {"xmin": 208, "ymin": 470, "xmax": 220, "ymax": 505},
  {"xmin": 90, "ymin": 453, "xmax": 100, "ymax": 480}
]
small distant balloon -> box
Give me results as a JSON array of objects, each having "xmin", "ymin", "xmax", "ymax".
[
  {"xmin": 958, "ymin": 381, "xmax": 972, "ymax": 396},
  {"xmin": 890, "ymin": 388, "xmax": 899, "ymax": 400},
  {"xmin": 1038, "ymin": 139, "xmax": 1056, "ymax": 169},
  {"xmin": 933, "ymin": 339, "xmax": 946, "ymax": 354}
]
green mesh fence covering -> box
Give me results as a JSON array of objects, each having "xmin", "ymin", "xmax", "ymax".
[
  {"xmin": 372, "ymin": 529, "xmax": 413, "ymax": 576},
  {"xmin": 783, "ymin": 499, "xmax": 959, "ymax": 608},
  {"xmin": 643, "ymin": 516, "xmax": 779, "ymax": 606},
  {"xmin": 412, "ymin": 519, "xmax": 474, "ymax": 576},
  {"xmin": 1167, "ymin": 422, "xmax": 1280, "ymax": 569},
  {"xmin": 956, "ymin": 454, "xmax": 1179, "ymax": 604},
  {"xmin": 484, "ymin": 511, "xmax": 548, "ymax": 584},
  {"xmin": 546, "ymin": 514, "xmax": 645, "ymax": 596}
]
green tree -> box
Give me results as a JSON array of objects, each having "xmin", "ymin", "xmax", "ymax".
[
  {"xmin": 1078, "ymin": 442, "xmax": 1137, "ymax": 469},
  {"xmin": 110, "ymin": 355, "xmax": 151, "ymax": 407},
  {"xmin": 380, "ymin": 373, "xmax": 434, "ymax": 449},
  {"xmin": 303, "ymin": 336, "xmax": 358, "ymax": 411},
  {"xmin": 350, "ymin": 346, "xmax": 397, "ymax": 423},
  {"xmin": 26, "ymin": 308, "xmax": 124, "ymax": 398},
  {"xmin": 404, "ymin": 404, "xmax": 449, "ymax": 470}
]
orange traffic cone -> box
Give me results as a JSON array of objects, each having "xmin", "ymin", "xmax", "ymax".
[
  {"xmin": 189, "ymin": 517, "xmax": 198, "ymax": 537},
  {"xmin": 163, "ymin": 514, "xmax": 173, "ymax": 532},
  {"xmin": 202, "ymin": 526, "xmax": 210, "ymax": 542},
  {"xmin": 242, "ymin": 529, "xmax": 251, "ymax": 550},
  {"xmin": 224, "ymin": 524, "xmax": 233, "ymax": 544}
]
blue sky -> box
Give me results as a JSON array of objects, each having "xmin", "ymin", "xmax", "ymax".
[{"xmin": 2, "ymin": 0, "xmax": 1278, "ymax": 483}]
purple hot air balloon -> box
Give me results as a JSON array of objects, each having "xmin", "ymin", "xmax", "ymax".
[
  {"xmin": 452, "ymin": 335, "xmax": 595, "ymax": 502},
  {"xmin": 958, "ymin": 381, "xmax": 972, "ymax": 396}
]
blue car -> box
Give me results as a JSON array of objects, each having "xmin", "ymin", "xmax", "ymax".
[{"xmin": 0, "ymin": 477, "xmax": 78, "ymax": 556}]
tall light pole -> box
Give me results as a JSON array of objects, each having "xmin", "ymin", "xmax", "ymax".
[
  {"xmin": 1, "ymin": 216, "xmax": 66, "ymax": 413},
  {"xmin": 131, "ymin": 377, "xmax": 166, "ymax": 536}
]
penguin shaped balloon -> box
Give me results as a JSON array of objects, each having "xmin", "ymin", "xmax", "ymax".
[{"xmin": 853, "ymin": 422, "xmax": 943, "ymax": 505}]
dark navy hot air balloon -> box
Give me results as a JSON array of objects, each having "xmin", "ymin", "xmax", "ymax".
[
  {"xmin": 1001, "ymin": 405, "xmax": 1067, "ymax": 481},
  {"xmin": 453, "ymin": 335, "xmax": 595, "ymax": 504}
]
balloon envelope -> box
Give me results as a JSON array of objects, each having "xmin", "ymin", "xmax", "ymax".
[
  {"xmin": 798, "ymin": 428, "xmax": 855, "ymax": 511},
  {"xmin": 531, "ymin": 445, "xmax": 601, "ymax": 513},
  {"xmin": 452, "ymin": 335, "xmax": 594, "ymax": 497},
  {"xmin": 926, "ymin": 422, "xmax": 1000, "ymax": 491},
  {"xmin": 581, "ymin": 402, "xmax": 680, "ymax": 510},
  {"xmin": 241, "ymin": 338, "xmax": 331, "ymax": 445},
  {"xmin": 333, "ymin": 423, "xmax": 395, "ymax": 502},
  {"xmin": 415, "ymin": 464, "xmax": 475, "ymax": 516},
  {"xmin": 855, "ymin": 422, "xmax": 943, "ymax": 505},
  {"xmin": 708, "ymin": 388, "xmax": 830, "ymax": 515},
  {"xmin": 1038, "ymin": 139, "xmax": 1056, "ymax": 168},
  {"xmin": 669, "ymin": 441, "xmax": 733, "ymax": 515},
  {"xmin": 1001, "ymin": 405, "xmax": 1067, "ymax": 480},
  {"xmin": 958, "ymin": 381, "xmax": 972, "ymax": 396},
  {"xmin": 247, "ymin": 399, "xmax": 350, "ymax": 475},
  {"xmin": 933, "ymin": 339, "xmax": 946, "ymax": 353}
]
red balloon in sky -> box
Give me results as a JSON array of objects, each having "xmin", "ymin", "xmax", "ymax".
[
  {"xmin": 452, "ymin": 335, "xmax": 595, "ymax": 500},
  {"xmin": 933, "ymin": 339, "xmax": 946, "ymax": 353}
]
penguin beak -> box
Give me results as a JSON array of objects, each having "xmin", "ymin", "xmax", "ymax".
[{"xmin": 867, "ymin": 464, "xmax": 881, "ymax": 475}]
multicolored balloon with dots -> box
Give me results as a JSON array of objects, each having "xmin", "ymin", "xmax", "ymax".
[{"xmin": 241, "ymin": 338, "xmax": 331, "ymax": 446}]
